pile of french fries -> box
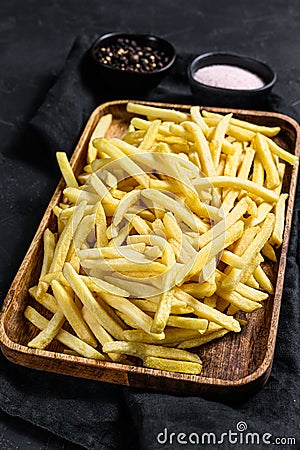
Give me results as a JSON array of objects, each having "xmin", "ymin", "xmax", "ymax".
[{"xmin": 25, "ymin": 102, "xmax": 298, "ymax": 375}]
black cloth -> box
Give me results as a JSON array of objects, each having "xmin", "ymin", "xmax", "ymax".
[{"xmin": 1, "ymin": 33, "xmax": 300, "ymax": 450}]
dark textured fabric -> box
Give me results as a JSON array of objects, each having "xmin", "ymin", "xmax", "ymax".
[{"xmin": 1, "ymin": 32, "xmax": 300, "ymax": 450}]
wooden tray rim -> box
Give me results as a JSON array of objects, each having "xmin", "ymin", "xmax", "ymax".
[{"xmin": 0, "ymin": 100, "xmax": 299, "ymax": 389}]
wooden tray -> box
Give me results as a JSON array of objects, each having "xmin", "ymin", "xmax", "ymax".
[{"xmin": 0, "ymin": 100, "xmax": 299, "ymax": 401}]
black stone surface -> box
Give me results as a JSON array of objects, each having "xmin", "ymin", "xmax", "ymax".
[{"xmin": 0, "ymin": 1, "xmax": 299, "ymax": 449}]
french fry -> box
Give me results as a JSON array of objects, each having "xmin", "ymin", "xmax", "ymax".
[
  {"xmin": 269, "ymin": 193, "xmax": 289, "ymax": 247},
  {"xmin": 51, "ymin": 280, "xmax": 97, "ymax": 347},
  {"xmin": 143, "ymin": 356, "xmax": 202, "ymax": 374},
  {"xmin": 28, "ymin": 310, "xmax": 65, "ymax": 350},
  {"xmin": 63, "ymin": 263, "xmax": 124, "ymax": 340},
  {"xmin": 102, "ymin": 341, "xmax": 201, "ymax": 363},
  {"xmin": 87, "ymin": 114, "xmax": 112, "ymax": 164},
  {"xmin": 25, "ymin": 306, "xmax": 104, "ymax": 360},
  {"xmin": 56, "ymin": 152, "xmax": 78, "ymax": 188}
]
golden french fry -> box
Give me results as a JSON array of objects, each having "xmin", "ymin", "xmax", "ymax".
[
  {"xmin": 103, "ymin": 341, "xmax": 201, "ymax": 363},
  {"xmin": 51, "ymin": 280, "xmax": 97, "ymax": 347},
  {"xmin": 28, "ymin": 310, "xmax": 65, "ymax": 350},
  {"xmin": 87, "ymin": 114, "xmax": 112, "ymax": 164},
  {"xmin": 25, "ymin": 306, "xmax": 104, "ymax": 360},
  {"xmin": 269, "ymin": 193, "xmax": 288, "ymax": 247},
  {"xmin": 143, "ymin": 356, "xmax": 202, "ymax": 374},
  {"xmin": 56, "ymin": 152, "xmax": 78, "ymax": 188}
]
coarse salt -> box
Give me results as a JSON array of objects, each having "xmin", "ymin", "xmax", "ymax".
[{"xmin": 193, "ymin": 64, "xmax": 265, "ymax": 90}]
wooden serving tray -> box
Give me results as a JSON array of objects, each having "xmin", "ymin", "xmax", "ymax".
[{"xmin": 0, "ymin": 100, "xmax": 299, "ymax": 401}]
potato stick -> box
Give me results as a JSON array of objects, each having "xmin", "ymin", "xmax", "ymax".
[
  {"xmin": 143, "ymin": 356, "xmax": 202, "ymax": 374},
  {"xmin": 198, "ymin": 196, "xmax": 248, "ymax": 249},
  {"xmin": 165, "ymin": 316, "xmax": 208, "ymax": 331},
  {"xmin": 28, "ymin": 310, "xmax": 65, "ymax": 350},
  {"xmin": 130, "ymin": 214, "xmax": 152, "ymax": 235},
  {"xmin": 49, "ymin": 201, "xmax": 86, "ymax": 273},
  {"xmin": 221, "ymin": 139, "xmax": 236, "ymax": 155},
  {"xmin": 202, "ymin": 111, "xmax": 281, "ymax": 137},
  {"xmin": 89, "ymin": 173, "xmax": 117, "ymax": 206},
  {"xmin": 150, "ymin": 295, "xmax": 188, "ymax": 308},
  {"xmin": 109, "ymin": 138, "xmax": 142, "ymax": 157},
  {"xmin": 94, "ymin": 201, "xmax": 108, "ymax": 247},
  {"xmin": 161, "ymin": 241, "xmax": 176, "ymax": 267},
  {"xmin": 163, "ymin": 212, "xmax": 182, "ymax": 243},
  {"xmin": 245, "ymin": 275, "xmax": 260, "ymax": 289},
  {"xmin": 155, "ymin": 134, "xmax": 187, "ymax": 145},
  {"xmin": 216, "ymin": 286, "xmax": 262, "ymax": 312},
  {"xmin": 254, "ymin": 133, "xmax": 280, "ymax": 189},
  {"xmin": 232, "ymin": 226, "xmax": 259, "ymax": 256},
  {"xmin": 73, "ymin": 214, "xmax": 95, "ymax": 250},
  {"xmin": 29, "ymin": 286, "xmax": 58, "ymax": 314},
  {"xmin": 183, "ymin": 121, "xmax": 216, "ymax": 177},
  {"xmin": 142, "ymin": 189, "xmax": 197, "ymax": 230},
  {"xmin": 247, "ymin": 202, "xmax": 274, "ymax": 227},
  {"xmin": 253, "ymin": 265, "xmax": 274, "ymax": 295},
  {"xmin": 181, "ymin": 282, "xmax": 217, "ymax": 299},
  {"xmin": 103, "ymin": 341, "xmax": 201, "ymax": 364},
  {"xmin": 151, "ymin": 278, "xmax": 174, "ymax": 334},
  {"xmin": 216, "ymin": 297, "xmax": 229, "ymax": 312},
  {"xmin": 138, "ymin": 119, "xmax": 161, "ymax": 150},
  {"xmin": 130, "ymin": 299, "xmax": 194, "ymax": 315},
  {"xmin": 80, "ymin": 275, "xmax": 130, "ymax": 298},
  {"xmin": 63, "ymin": 263, "xmax": 124, "ymax": 339},
  {"xmin": 224, "ymin": 142, "xmax": 243, "ymax": 178},
  {"xmin": 82, "ymin": 258, "xmax": 166, "ymax": 273},
  {"xmin": 221, "ymin": 214, "xmax": 275, "ymax": 290},
  {"xmin": 190, "ymin": 105, "xmax": 209, "ymax": 134},
  {"xmin": 123, "ymin": 328, "xmax": 200, "ymax": 344},
  {"xmin": 77, "ymin": 243, "xmax": 146, "ymax": 260},
  {"xmin": 194, "ymin": 176, "xmax": 279, "ymax": 203},
  {"xmin": 216, "ymin": 156, "xmax": 226, "ymax": 176},
  {"xmin": 175, "ymin": 289, "xmax": 241, "ymax": 332},
  {"xmin": 51, "ymin": 280, "xmax": 97, "ymax": 347},
  {"xmin": 81, "ymin": 307, "xmax": 121, "ymax": 362},
  {"xmin": 252, "ymin": 155, "xmax": 265, "ymax": 186},
  {"xmin": 265, "ymin": 135, "xmax": 299, "ymax": 166},
  {"xmin": 178, "ymin": 329, "xmax": 229, "ymax": 349},
  {"xmin": 189, "ymin": 150, "xmax": 202, "ymax": 169},
  {"xmin": 220, "ymin": 250, "xmax": 246, "ymax": 269},
  {"xmin": 24, "ymin": 306, "xmax": 104, "ymax": 360},
  {"xmin": 203, "ymin": 294, "xmax": 218, "ymax": 308},
  {"xmin": 262, "ymin": 241, "xmax": 277, "ymax": 262},
  {"xmin": 93, "ymin": 138, "xmax": 149, "ymax": 188},
  {"xmin": 123, "ymin": 129, "xmax": 145, "ymax": 145},
  {"xmin": 37, "ymin": 229, "xmax": 56, "ymax": 297},
  {"xmin": 56, "ymin": 152, "xmax": 78, "ymax": 188},
  {"xmin": 210, "ymin": 113, "xmax": 232, "ymax": 168},
  {"xmin": 100, "ymin": 292, "xmax": 164, "ymax": 339},
  {"xmin": 269, "ymin": 193, "xmax": 288, "ymax": 247},
  {"xmin": 116, "ymin": 311, "xmax": 140, "ymax": 329},
  {"xmin": 204, "ymin": 117, "xmax": 256, "ymax": 141},
  {"xmin": 236, "ymin": 283, "xmax": 268, "ymax": 302},
  {"xmin": 190, "ymin": 220, "xmax": 244, "ymax": 277},
  {"xmin": 87, "ymin": 114, "xmax": 112, "ymax": 164},
  {"xmin": 40, "ymin": 271, "xmax": 69, "ymax": 287},
  {"xmin": 127, "ymin": 102, "xmax": 188, "ymax": 123},
  {"xmin": 63, "ymin": 187, "xmax": 99, "ymax": 205},
  {"xmin": 153, "ymin": 142, "xmax": 172, "ymax": 154}
]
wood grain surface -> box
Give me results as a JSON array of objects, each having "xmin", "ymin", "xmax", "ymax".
[{"xmin": 0, "ymin": 100, "xmax": 299, "ymax": 401}]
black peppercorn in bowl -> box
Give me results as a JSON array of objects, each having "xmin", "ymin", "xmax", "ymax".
[
  {"xmin": 187, "ymin": 52, "xmax": 277, "ymax": 109},
  {"xmin": 90, "ymin": 32, "xmax": 176, "ymax": 93}
]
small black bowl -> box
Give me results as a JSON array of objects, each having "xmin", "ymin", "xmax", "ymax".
[
  {"xmin": 90, "ymin": 32, "xmax": 176, "ymax": 93},
  {"xmin": 187, "ymin": 52, "xmax": 277, "ymax": 109}
]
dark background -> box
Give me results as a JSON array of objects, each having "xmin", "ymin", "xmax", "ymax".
[{"xmin": 0, "ymin": 0, "xmax": 299, "ymax": 449}]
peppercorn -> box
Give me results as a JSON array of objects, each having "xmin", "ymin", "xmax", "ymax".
[{"xmin": 95, "ymin": 38, "xmax": 169, "ymax": 73}]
